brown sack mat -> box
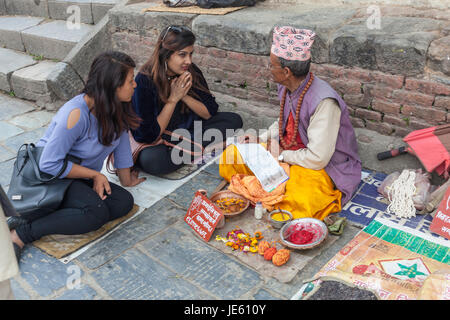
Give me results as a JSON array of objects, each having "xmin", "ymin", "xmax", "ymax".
[
  {"xmin": 33, "ymin": 204, "xmax": 140, "ymax": 259},
  {"xmin": 142, "ymin": 3, "xmax": 246, "ymax": 15}
]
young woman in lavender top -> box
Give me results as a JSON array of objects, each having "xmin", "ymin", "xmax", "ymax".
[{"xmin": 9, "ymin": 51, "xmax": 146, "ymax": 261}]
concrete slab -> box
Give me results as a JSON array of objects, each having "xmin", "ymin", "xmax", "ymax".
[
  {"xmin": 0, "ymin": 48, "xmax": 37, "ymax": 92},
  {"xmin": 76, "ymin": 198, "xmax": 186, "ymax": 269},
  {"xmin": 0, "ymin": 16, "xmax": 44, "ymax": 52},
  {"xmin": 11, "ymin": 60, "xmax": 58, "ymax": 102},
  {"xmin": 8, "ymin": 110, "xmax": 54, "ymax": 130},
  {"xmin": 90, "ymin": 247, "xmax": 216, "ymax": 299},
  {"xmin": 21, "ymin": 20, "xmax": 95, "ymax": 60},
  {"xmin": 91, "ymin": 0, "xmax": 119, "ymax": 24},
  {"xmin": 0, "ymin": 93, "xmax": 36, "ymax": 121},
  {"xmin": 48, "ymin": 0, "xmax": 94, "ymax": 24},
  {"xmin": 0, "ymin": 158, "xmax": 15, "ymax": 188},
  {"xmin": 1, "ymin": 127, "xmax": 46, "ymax": 155},
  {"xmin": 14, "ymin": 245, "xmax": 81, "ymax": 298},
  {"xmin": 0, "ymin": 145, "xmax": 15, "ymax": 162},
  {"xmin": 140, "ymin": 222, "xmax": 263, "ymax": 299},
  {"xmin": 0, "ymin": 121, "xmax": 24, "ymax": 142},
  {"xmin": 4, "ymin": 0, "xmax": 49, "ymax": 17}
]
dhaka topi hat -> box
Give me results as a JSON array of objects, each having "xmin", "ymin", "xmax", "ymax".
[{"xmin": 271, "ymin": 26, "xmax": 316, "ymax": 61}]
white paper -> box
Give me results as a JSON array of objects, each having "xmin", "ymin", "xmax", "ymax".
[{"xmin": 234, "ymin": 143, "xmax": 289, "ymax": 192}]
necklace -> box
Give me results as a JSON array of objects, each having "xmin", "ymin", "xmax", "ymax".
[{"xmin": 278, "ymin": 73, "xmax": 314, "ymax": 150}]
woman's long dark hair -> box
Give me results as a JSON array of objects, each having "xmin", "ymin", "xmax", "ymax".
[
  {"xmin": 140, "ymin": 26, "xmax": 210, "ymax": 108},
  {"xmin": 82, "ymin": 51, "xmax": 141, "ymax": 146}
]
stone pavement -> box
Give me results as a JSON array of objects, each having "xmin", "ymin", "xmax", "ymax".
[{"xmin": 0, "ymin": 91, "xmax": 370, "ymax": 300}]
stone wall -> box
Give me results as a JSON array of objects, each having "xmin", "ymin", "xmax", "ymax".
[{"xmin": 109, "ymin": 2, "xmax": 449, "ymax": 136}]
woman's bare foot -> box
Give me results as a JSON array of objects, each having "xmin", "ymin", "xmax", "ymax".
[{"xmin": 10, "ymin": 229, "xmax": 24, "ymax": 248}]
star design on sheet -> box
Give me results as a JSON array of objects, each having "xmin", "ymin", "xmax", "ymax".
[{"xmin": 394, "ymin": 263, "xmax": 426, "ymax": 279}]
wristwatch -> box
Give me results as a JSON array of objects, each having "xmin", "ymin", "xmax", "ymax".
[{"xmin": 278, "ymin": 154, "xmax": 284, "ymax": 162}]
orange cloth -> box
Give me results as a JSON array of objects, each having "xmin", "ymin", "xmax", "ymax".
[{"xmin": 219, "ymin": 144, "xmax": 342, "ymax": 220}]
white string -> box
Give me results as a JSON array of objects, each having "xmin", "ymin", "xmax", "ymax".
[{"xmin": 387, "ymin": 169, "xmax": 417, "ymax": 218}]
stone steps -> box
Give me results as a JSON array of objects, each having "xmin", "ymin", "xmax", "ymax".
[
  {"xmin": 1, "ymin": 0, "xmax": 120, "ymax": 23},
  {"xmin": 0, "ymin": 47, "xmax": 84, "ymax": 108},
  {"xmin": 0, "ymin": 15, "xmax": 95, "ymax": 60}
]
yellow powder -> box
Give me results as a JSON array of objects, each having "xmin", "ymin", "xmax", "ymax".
[{"xmin": 271, "ymin": 212, "xmax": 290, "ymax": 222}]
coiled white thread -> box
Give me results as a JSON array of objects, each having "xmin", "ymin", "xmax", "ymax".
[{"xmin": 387, "ymin": 169, "xmax": 417, "ymax": 218}]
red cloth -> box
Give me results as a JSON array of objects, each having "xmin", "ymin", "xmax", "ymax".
[{"xmin": 282, "ymin": 112, "xmax": 305, "ymax": 151}]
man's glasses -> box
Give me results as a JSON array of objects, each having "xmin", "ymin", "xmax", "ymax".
[{"xmin": 161, "ymin": 25, "xmax": 191, "ymax": 43}]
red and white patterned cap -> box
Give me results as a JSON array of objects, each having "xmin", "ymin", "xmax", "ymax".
[{"xmin": 271, "ymin": 26, "xmax": 316, "ymax": 61}]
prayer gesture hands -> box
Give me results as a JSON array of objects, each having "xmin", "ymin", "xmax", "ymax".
[{"xmin": 168, "ymin": 72, "xmax": 192, "ymax": 104}]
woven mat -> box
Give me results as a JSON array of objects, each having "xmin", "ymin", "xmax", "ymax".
[
  {"xmin": 33, "ymin": 204, "xmax": 140, "ymax": 260},
  {"xmin": 142, "ymin": 4, "xmax": 246, "ymax": 15},
  {"xmin": 209, "ymin": 208, "xmax": 338, "ymax": 283}
]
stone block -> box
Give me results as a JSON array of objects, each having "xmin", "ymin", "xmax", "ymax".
[
  {"xmin": 0, "ymin": 121, "xmax": 24, "ymax": 142},
  {"xmin": 92, "ymin": 0, "xmax": 118, "ymax": 24},
  {"xmin": 109, "ymin": 2, "xmax": 195, "ymax": 37},
  {"xmin": 22, "ymin": 20, "xmax": 95, "ymax": 60},
  {"xmin": 0, "ymin": 0, "xmax": 6, "ymax": 14},
  {"xmin": 140, "ymin": 223, "xmax": 262, "ymax": 299},
  {"xmin": 0, "ymin": 158, "xmax": 14, "ymax": 187},
  {"xmin": 11, "ymin": 60, "xmax": 58, "ymax": 102},
  {"xmin": 15, "ymin": 246, "xmax": 81, "ymax": 298},
  {"xmin": 55, "ymin": 284, "xmax": 99, "ymax": 300},
  {"xmin": 330, "ymin": 17, "xmax": 443, "ymax": 76},
  {"xmin": 90, "ymin": 248, "xmax": 215, "ymax": 299},
  {"xmin": 48, "ymin": 0, "xmax": 94, "ymax": 24},
  {"xmin": 76, "ymin": 198, "xmax": 186, "ymax": 269},
  {"xmin": 4, "ymin": 0, "xmax": 49, "ymax": 17},
  {"xmin": 0, "ymin": 145, "xmax": 15, "ymax": 162},
  {"xmin": 46, "ymin": 62, "xmax": 84, "ymax": 101},
  {"xmin": 428, "ymin": 36, "xmax": 450, "ymax": 77},
  {"xmin": 64, "ymin": 17, "xmax": 110, "ymax": 82},
  {"xmin": 1, "ymin": 127, "xmax": 46, "ymax": 156},
  {"xmin": 166, "ymin": 171, "xmax": 223, "ymax": 209},
  {"xmin": 0, "ymin": 48, "xmax": 37, "ymax": 92},
  {"xmin": 0, "ymin": 92, "xmax": 36, "ymax": 121},
  {"xmin": 0, "ymin": 16, "xmax": 44, "ymax": 52},
  {"xmin": 8, "ymin": 110, "xmax": 54, "ymax": 130}
]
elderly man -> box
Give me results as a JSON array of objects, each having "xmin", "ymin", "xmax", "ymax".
[{"xmin": 219, "ymin": 26, "xmax": 361, "ymax": 220}]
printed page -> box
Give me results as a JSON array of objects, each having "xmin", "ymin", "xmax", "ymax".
[{"xmin": 234, "ymin": 143, "xmax": 289, "ymax": 192}]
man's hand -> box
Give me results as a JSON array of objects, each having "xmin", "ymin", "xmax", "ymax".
[
  {"xmin": 236, "ymin": 134, "xmax": 259, "ymax": 144},
  {"xmin": 267, "ymin": 138, "xmax": 282, "ymax": 160}
]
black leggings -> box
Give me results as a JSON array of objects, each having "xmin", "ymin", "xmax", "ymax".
[
  {"xmin": 15, "ymin": 179, "xmax": 134, "ymax": 244},
  {"xmin": 137, "ymin": 111, "xmax": 243, "ymax": 175}
]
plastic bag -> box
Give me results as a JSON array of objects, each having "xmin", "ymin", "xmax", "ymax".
[
  {"xmin": 163, "ymin": 0, "xmax": 197, "ymax": 7},
  {"xmin": 377, "ymin": 169, "xmax": 432, "ymax": 211},
  {"xmin": 197, "ymin": 0, "xmax": 257, "ymax": 8}
]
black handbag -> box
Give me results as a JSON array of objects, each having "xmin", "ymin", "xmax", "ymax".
[{"xmin": 7, "ymin": 143, "xmax": 81, "ymax": 219}]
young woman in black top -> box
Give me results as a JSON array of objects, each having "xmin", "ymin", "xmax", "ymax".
[{"xmin": 131, "ymin": 26, "xmax": 243, "ymax": 175}]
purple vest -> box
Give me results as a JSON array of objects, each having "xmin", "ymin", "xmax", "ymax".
[{"xmin": 279, "ymin": 72, "xmax": 362, "ymax": 204}]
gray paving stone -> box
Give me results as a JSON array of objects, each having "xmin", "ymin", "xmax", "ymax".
[
  {"xmin": 202, "ymin": 162, "xmax": 221, "ymax": 179},
  {"xmin": 92, "ymin": 1, "xmax": 117, "ymax": 24},
  {"xmin": 0, "ymin": 16, "xmax": 45, "ymax": 51},
  {"xmin": 252, "ymin": 288, "xmax": 281, "ymax": 300},
  {"xmin": 21, "ymin": 20, "xmax": 95, "ymax": 60},
  {"xmin": 17, "ymin": 245, "xmax": 82, "ymax": 298},
  {"xmin": 46, "ymin": 62, "xmax": 84, "ymax": 101},
  {"xmin": 11, "ymin": 60, "xmax": 58, "ymax": 102},
  {"xmin": 8, "ymin": 110, "xmax": 54, "ymax": 130},
  {"xmin": 90, "ymin": 247, "xmax": 215, "ymax": 299},
  {"xmin": 1, "ymin": 127, "xmax": 46, "ymax": 154},
  {"xmin": 140, "ymin": 223, "xmax": 263, "ymax": 299},
  {"xmin": 4, "ymin": 0, "xmax": 49, "ymax": 17},
  {"xmin": 0, "ymin": 121, "xmax": 24, "ymax": 142},
  {"xmin": 166, "ymin": 171, "xmax": 223, "ymax": 209},
  {"xmin": 330, "ymin": 17, "xmax": 443, "ymax": 76},
  {"xmin": 55, "ymin": 283, "xmax": 99, "ymax": 300},
  {"xmin": 0, "ymin": 145, "xmax": 15, "ymax": 162},
  {"xmin": 48, "ymin": 0, "xmax": 94, "ymax": 24},
  {"xmin": 0, "ymin": 48, "xmax": 37, "ymax": 92},
  {"xmin": 0, "ymin": 0, "xmax": 5, "ymax": 14},
  {"xmin": 76, "ymin": 198, "xmax": 186, "ymax": 269},
  {"xmin": 0, "ymin": 158, "xmax": 14, "ymax": 187},
  {"xmin": 0, "ymin": 94, "xmax": 36, "ymax": 121}
]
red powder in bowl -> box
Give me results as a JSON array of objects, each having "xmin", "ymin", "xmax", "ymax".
[{"xmin": 285, "ymin": 223, "xmax": 320, "ymax": 245}]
